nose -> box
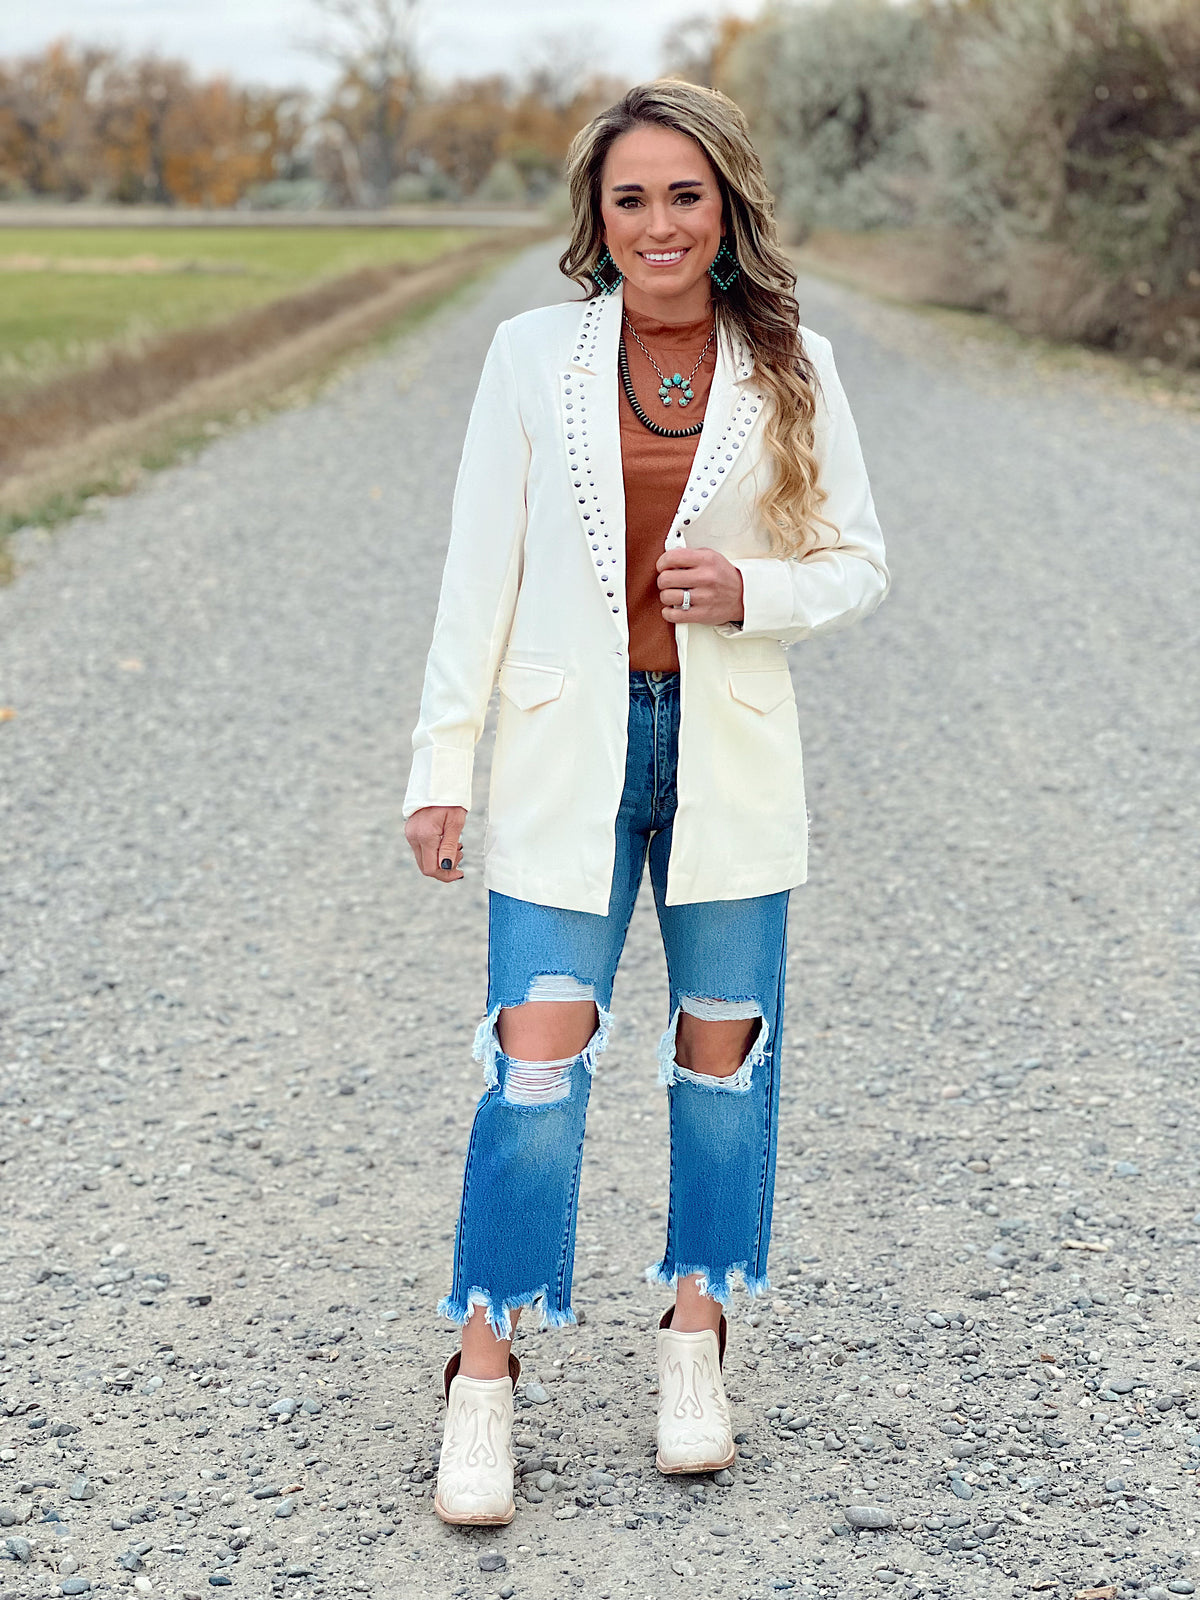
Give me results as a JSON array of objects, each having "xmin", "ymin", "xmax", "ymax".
[{"xmin": 644, "ymin": 204, "xmax": 681, "ymax": 240}]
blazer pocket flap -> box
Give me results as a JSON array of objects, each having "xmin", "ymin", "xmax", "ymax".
[
  {"xmin": 728, "ymin": 668, "xmax": 794, "ymax": 714},
  {"xmin": 498, "ymin": 662, "xmax": 566, "ymax": 711}
]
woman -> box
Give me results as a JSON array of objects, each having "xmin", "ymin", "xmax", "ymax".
[{"xmin": 403, "ymin": 79, "xmax": 889, "ymax": 1526}]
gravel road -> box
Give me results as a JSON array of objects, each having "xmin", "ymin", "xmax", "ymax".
[{"xmin": 2, "ymin": 241, "xmax": 1198, "ymax": 1600}]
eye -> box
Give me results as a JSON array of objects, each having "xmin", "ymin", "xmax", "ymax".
[
  {"xmin": 615, "ymin": 196, "xmax": 642, "ymax": 209},
  {"xmin": 674, "ymin": 192, "xmax": 702, "ymax": 205}
]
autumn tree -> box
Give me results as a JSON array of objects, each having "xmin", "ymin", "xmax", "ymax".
[
  {"xmin": 0, "ymin": 39, "xmax": 110, "ymax": 198},
  {"xmin": 0, "ymin": 40, "xmax": 306, "ymax": 206}
]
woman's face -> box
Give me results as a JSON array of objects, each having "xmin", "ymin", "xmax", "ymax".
[{"xmin": 599, "ymin": 123, "xmax": 725, "ymax": 314}]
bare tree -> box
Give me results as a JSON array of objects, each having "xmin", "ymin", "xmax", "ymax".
[
  {"xmin": 661, "ymin": 13, "xmax": 722, "ymax": 86},
  {"xmin": 302, "ymin": 0, "xmax": 423, "ymax": 205},
  {"xmin": 661, "ymin": 11, "xmax": 753, "ymax": 89},
  {"xmin": 520, "ymin": 29, "xmax": 608, "ymax": 115}
]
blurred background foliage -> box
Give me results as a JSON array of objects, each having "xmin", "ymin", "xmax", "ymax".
[
  {"xmin": 723, "ymin": 0, "xmax": 1199, "ymax": 365},
  {"xmin": 1, "ymin": 0, "xmax": 1196, "ymax": 366}
]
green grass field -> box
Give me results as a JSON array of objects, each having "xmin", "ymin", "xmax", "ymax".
[{"xmin": 0, "ymin": 225, "xmax": 482, "ymax": 393}]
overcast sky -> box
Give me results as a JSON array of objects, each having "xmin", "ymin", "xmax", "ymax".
[{"xmin": 8, "ymin": 0, "xmax": 767, "ymax": 90}]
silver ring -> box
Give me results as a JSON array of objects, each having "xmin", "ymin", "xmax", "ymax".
[{"xmin": 680, "ymin": 588, "xmax": 691, "ymax": 611}]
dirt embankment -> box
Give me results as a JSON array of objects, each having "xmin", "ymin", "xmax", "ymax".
[{"xmin": 0, "ymin": 229, "xmax": 548, "ymax": 525}]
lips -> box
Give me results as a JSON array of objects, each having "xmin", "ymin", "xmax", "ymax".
[{"xmin": 639, "ymin": 248, "xmax": 689, "ymax": 266}]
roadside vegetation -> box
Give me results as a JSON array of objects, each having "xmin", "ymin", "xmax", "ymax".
[
  {"xmin": 722, "ymin": 0, "xmax": 1200, "ymax": 373},
  {"xmin": 0, "ymin": 225, "xmax": 537, "ymax": 573},
  {"xmin": 0, "ymin": 226, "xmax": 482, "ymax": 395}
]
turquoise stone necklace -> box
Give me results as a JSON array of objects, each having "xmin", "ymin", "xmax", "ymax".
[{"xmin": 622, "ymin": 314, "xmax": 716, "ymax": 409}]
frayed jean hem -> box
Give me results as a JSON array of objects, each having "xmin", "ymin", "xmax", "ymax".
[
  {"xmin": 437, "ymin": 1284, "xmax": 578, "ymax": 1343},
  {"xmin": 643, "ymin": 1257, "xmax": 772, "ymax": 1308}
]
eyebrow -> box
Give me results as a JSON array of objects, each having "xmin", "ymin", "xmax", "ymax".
[{"xmin": 610, "ymin": 180, "xmax": 707, "ymax": 193}]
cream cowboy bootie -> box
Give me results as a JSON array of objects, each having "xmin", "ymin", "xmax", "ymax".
[
  {"xmin": 655, "ymin": 1305, "xmax": 736, "ymax": 1474},
  {"xmin": 434, "ymin": 1349, "xmax": 521, "ymax": 1526}
]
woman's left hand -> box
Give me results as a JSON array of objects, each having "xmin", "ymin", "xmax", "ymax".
[{"xmin": 657, "ymin": 545, "xmax": 745, "ymax": 626}]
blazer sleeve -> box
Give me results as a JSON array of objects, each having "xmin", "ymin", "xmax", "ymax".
[
  {"xmin": 403, "ymin": 319, "xmax": 529, "ymax": 818},
  {"xmin": 718, "ymin": 333, "xmax": 890, "ymax": 645}
]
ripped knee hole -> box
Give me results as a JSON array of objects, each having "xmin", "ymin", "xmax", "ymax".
[{"xmin": 659, "ymin": 997, "xmax": 767, "ymax": 1090}]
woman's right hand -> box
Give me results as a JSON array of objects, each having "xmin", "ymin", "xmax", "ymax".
[{"xmin": 405, "ymin": 805, "xmax": 466, "ymax": 882}]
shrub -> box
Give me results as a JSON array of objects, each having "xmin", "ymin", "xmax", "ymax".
[
  {"xmin": 724, "ymin": 0, "xmax": 936, "ymax": 236},
  {"xmin": 921, "ymin": 0, "xmax": 1200, "ymax": 354},
  {"xmin": 725, "ymin": 0, "xmax": 1200, "ymax": 363}
]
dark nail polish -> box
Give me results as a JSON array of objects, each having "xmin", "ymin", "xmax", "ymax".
[{"xmin": 440, "ymin": 858, "xmax": 453, "ymax": 871}]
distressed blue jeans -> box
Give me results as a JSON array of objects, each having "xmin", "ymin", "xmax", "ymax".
[{"xmin": 438, "ymin": 670, "xmax": 789, "ymax": 1340}]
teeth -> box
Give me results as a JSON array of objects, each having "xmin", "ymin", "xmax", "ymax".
[{"xmin": 643, "ymin": 251, "xmax": 686, "ymax": 262}]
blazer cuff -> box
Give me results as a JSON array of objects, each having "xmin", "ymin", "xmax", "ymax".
[
  {"xmin": 728, "ymin": 557, "xmax": 797, "ymax": 638},
  {"xmin": 403, "ymin": 744, "xmax": 474, "ymax": 818}
]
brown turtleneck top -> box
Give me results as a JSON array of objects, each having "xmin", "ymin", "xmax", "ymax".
[{"xmin": 619, "ymin": 303, "xmax": 717, "ymax": 672}]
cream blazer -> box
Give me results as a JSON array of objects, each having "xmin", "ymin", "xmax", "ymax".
[{"xmin": 403, "ymin": 282, "xmax": 889, "ymax": 915}]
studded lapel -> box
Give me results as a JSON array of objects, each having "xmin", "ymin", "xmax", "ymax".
[
  {"xmin": 560, "ymin": 291, "xmax": 627, "ymax": 625},
  {"xmin": 664, "ymin": 324, "xmax": 766, "ymax": 549}
]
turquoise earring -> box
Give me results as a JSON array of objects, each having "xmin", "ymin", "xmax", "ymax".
[
  {"xmin": 708, "ymin": 237, "xmax": 740, "ymax": 292},
  {"xmin": 590, "ymin": 247, "xmax": 623, "ymax": 296}
]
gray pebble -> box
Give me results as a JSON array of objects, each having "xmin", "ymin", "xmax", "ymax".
[
  {"xmin": 1105, "ymin": 1477, "xmax": 1126, "ymax": 1493},
  {"xmin": 273, "ymin": 1498, "xmax": 295, "ymax": 1518},
  {"xmin": 714, "ymin": 1469, "xmax": 734, "ymax": 1487},
  {"xmin": 61, "ymin": 1582, "xmax": 91, "ymax": 1596},
  {"xmin": 1113, "ymin": 1161, "xmax": 1141, "ymax": 1177},
  {"xmin": 876, "ymin": 1573, "xmax": 899, "ymax": 1585},
  {"xmin": 949, "ymin": 1480, "xmax": 974, "ymax": 1500},
  {"xmin": 479, "ymin": 1553, "xmax": 507, "ymax": 1572},
  {"xmin": 68, "ymin": 1476, "xmax": 93, "ymax": 1501},
  {"xmin": 845, "ymin": 1505, "xmax": 893, "ymax": 1529},
  {"xmin": 4, "ymin": 1537, "xmax": 31, "ymax": 1563},
  {"xmin": 523, "ymin": 1383, "xmax": 550, "ymax": 1405},
  {"xmin": 268, "ymin": 1397, "xmax": 299, "ymax": 1417},
  {"xmin": 535, "ymin": 1471, "xmax": 556, "ymax": 1492},
  {"xmin": 1108, "ymin": 1378, "xmax": 1137, "ymax": 1394},
  {"xmin": 0, "ymin": 1508, "xmax": 15, "ymax": 1527},
  {"xmin": 1168, "ymin": 1584, "xmax": 1196, "ymax": 1596},
  {"xmin": 709, "ymin": 1524, "xmax": 734, "ymax": 1537}
]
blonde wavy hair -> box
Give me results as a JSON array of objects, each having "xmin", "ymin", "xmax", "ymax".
[{"xmin": 559, "ymin": 79, "xmax": 836, "ymax": 559}]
